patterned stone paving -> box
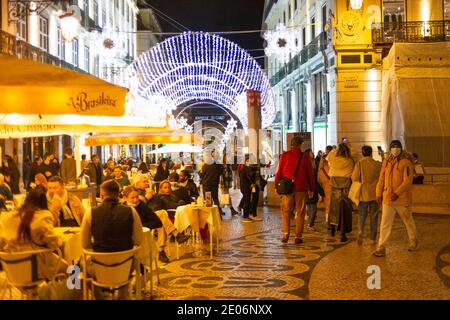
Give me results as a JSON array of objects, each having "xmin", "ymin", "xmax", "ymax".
[
  {"xmin": 1, "ymin": 204, "xmax": 450, "ymax": 300},
  {"xmin": 154, "ymin": 206, "xmax": 347, "ymax": 300}
]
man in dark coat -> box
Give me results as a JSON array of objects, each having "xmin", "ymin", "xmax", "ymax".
[
  {"xmin": 85, "ymin": 154, "xmax": 104, "ymax": 196},
  {"xmin": 200, "ymin": 152, "xmax": 224, "ymax": 214}
]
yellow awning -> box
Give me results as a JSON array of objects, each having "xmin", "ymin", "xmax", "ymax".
[
  {"xmin": 0, "ymin": 123, "xmax": 171, "ymax": 139},
  {"xmin": 85, "ymin": 131, "xmax": 203, "ymax": 146},
  {"xmin": 0, "ymin": 55, "xmax": 127, "ymax": 116}
]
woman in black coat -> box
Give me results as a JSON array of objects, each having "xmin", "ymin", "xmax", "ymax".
[
  {"xmin": 5, "ymin": 157, "xmax": 21, "ymax": 194},
  {"xmin": 147, "ymin": 180, "xmax": 185, "ymax": 217},
  {"xmin": 123, "ymin": 186, "xmax": 162, "ymax": 230},
  {"xmin": 154, "ymin": 158, "xmax": 170, "ymax": 182}
]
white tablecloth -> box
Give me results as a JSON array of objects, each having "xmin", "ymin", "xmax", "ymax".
[
  {"xmin": 140, "ymin": 227, "xmax": 158, "ymax": 267},
  {"xmin": 174, "ymin": 205, "xmax": 222, "ymax": 239},
  {"xmin": 54, "ymin": 227, "xmax": 82, "ymax": 264}
]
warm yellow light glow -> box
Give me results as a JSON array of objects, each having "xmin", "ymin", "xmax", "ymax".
[
  {"xmin": 59, "ymin": 12, "xmax": 80, "ymax": 42},
  {"xmin": 421, "ymin": 0, "xmax": 431, "ymax": 21},
  {"xmin": 350, "ymin": 0, "xmax": 363, "ymax": 10}
]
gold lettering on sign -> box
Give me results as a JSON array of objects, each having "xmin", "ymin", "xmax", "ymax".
[{"xmin": 68, "ymin": 92, "xmax": 117, "ymax": 113}]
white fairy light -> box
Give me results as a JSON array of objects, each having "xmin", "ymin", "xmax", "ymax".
[
  {"xmin": 89, "ymin": 27, "xmax": 128, "ymax": 62},
  {"xmin": 263, "ymin": 23, "xmax": 300, "ymax": 64},
  {"xmin": 125, "ymin": 32, "xmax": 276, "ymax": 130}
]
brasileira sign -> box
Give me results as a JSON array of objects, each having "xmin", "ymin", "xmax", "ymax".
[{"xmin": 67, "ymin": 92, "xmax": 118, "ymax": 113}]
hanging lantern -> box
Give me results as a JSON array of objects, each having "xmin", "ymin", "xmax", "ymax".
[
  {"xmin": 349, "ymin": 0, "xmax": 363, "ymax": 10},
  {"xmin": 59, "ymin": 12, "xmax": 80, "ymax": 42}
]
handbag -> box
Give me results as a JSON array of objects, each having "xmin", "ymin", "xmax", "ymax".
[
  {"xmin": 276, "ymin": 153, "xmax": 303, "ymax": 195},
  {"xmin": 349, "ymin": 163, "xmax": 362, "ymax": 206}
]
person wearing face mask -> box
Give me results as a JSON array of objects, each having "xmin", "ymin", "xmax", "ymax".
[
  {"xmin": 122, "ymin": 186, "xmax": 162, "ymax": 230},
  {"xmin": 373, "ymin": 140, "xmax": 418, "ymax": 257}
]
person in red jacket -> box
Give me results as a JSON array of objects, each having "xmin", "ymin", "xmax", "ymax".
[{"xmin": 275, "ymin": 136, "xmax": 315, "ymax": 244}]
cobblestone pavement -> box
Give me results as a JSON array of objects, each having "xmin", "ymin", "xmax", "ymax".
[
  {"xmin": 2, "ymin": 200, "xmax": 450, "ymax": 300},
  {"xmin": 152, "ymin": 203, "xmax": 450, "ymax": 300}
]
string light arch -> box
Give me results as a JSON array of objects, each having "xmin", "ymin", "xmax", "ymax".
[{"xmin": 126, "ymin": 32, "xmax": 276, "ymax": 129}]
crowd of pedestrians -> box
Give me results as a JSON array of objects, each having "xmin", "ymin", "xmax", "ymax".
[{"xmin": 274, "ymin": 137, "xmax": 419, "ymax": 257}]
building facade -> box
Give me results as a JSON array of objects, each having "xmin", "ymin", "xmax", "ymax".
[
  {"xmin": 0, "ymin": 0, "xmax": 144, "ymax": 182},
  {"xmin": 263, "ymin": 0, "xmax": 449, "ymax": 156}
]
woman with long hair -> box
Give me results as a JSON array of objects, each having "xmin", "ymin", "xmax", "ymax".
[
  {"xmin": 30, "ymin": 173, "xmax": 48, "ymax": 193},
  {"xmin": 0, "ymin": 190, "xmax": 67, "ymax": 279},
  {"xmin": 326, "ymin": 143, "xmax": 355, "ymax": 242}
]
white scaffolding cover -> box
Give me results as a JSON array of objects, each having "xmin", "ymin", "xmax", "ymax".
[{"xmin": 381, "ymin": 42, "xmax": 450, "ymax": 166}]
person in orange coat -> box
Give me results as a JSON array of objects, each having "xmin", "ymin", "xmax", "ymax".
[{"xmin": 373, "ymin": 140, "xmax": 417, "ymax": 257}]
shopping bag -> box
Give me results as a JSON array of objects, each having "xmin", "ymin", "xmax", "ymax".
[{"xmin": 348, "ymin": 181, "xmax": 362, "ymax": 206}]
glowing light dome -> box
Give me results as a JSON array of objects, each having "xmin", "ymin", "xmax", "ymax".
[{"xmin": 126, "ymin": 32, "xmax": 276, "ymax": 129}]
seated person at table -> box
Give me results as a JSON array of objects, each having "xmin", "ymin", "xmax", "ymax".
[
  {"xmin": 0, "ymin": 173, "xmax": 13, "ymax": 201},
  {"xmin": 30, "ymin": 173, "xmax": 48, "ymax": 193},
  {"xmin": 179, "ymin": 170, "xmax": 199, "ymax": 201},
  {"xmin": 123, "ymin": 186, "xmax": 162, "ymax": 230},
  {"xmin": 147, "ymin": 180, "xmax": 186, "ymax": 212},
  {"xmin": 81, "ymin": 180, "xmax": 143, "ymax": 300},
  {"xmin": 0, "ymin": 189, "xmax": 68, "ymax": 281},
  {"xmin": 168, "ymin": 173, "xmax": 192, "ymax": 204},
  {"xmin": 136, "ymin": 180, "xmax": 190, "ymax": 263},
  {"xmin": 47, "ymin": 176, "xmax": 85, "ymax": 227},
  {"xmin": 112, "ymin": 166, "xmax": 131, "ymax": 188}
]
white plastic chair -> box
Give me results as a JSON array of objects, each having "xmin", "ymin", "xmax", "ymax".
[
  {"xmin": 142, "ymin": 230, "xmax": 160, "ymax": 298},
  {"xmin": 82, "ymin": 246, "xmax": 141, "ymax": 300},
  {"xmin": 0, "ymin": 248, "xmax": 62, "ymax": 300}
]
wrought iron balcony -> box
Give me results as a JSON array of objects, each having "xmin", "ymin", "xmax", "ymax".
[
  {"xmin": 0, "ymin": 30, "xmax": 87, "ymax": 74},
  {"xmin": 270, "ymin": 31, "xmax": 328, "ymax": 86},
  {"xmin": 372, "ymin": 20, "xmax": 450, "ymax": 44}
]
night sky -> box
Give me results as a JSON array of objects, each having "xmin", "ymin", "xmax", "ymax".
[{"xmin": 147, "ymin": 0, "xmax": 266, "ymax": 67}]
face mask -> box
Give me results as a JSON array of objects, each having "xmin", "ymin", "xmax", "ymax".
[{"xmin": 390, "ymin": 147, "xmax": 401, "ymax": 157}]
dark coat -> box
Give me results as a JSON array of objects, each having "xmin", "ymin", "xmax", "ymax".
[
  {"xmin": 200, "ymin": 163, "xmax": 224, "ymax": 189},
  {"xmin": 239, "ymin": 165, "xmax": 256, "ymax": 193},
  {"xmin": 86, "ymin": 162, "xmax": 104, "ymax": 186},
  {"xmin": 147, "ymin": 194, "xmax": 184, "ymax": 212},
  {"xmin": 154, "ymin": 165, "xmax": 170, "ymax": 182},
  {"xmin": 134, "ymin": 201, "xmax": 162, "ymax": 230},
  {"xmin": 37, "ymin": 162, "xmax": 58, "ymax": 179}
]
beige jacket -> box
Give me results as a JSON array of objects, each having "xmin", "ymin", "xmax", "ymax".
[
  {"xmin": 47, "ymin": 192, "xmax": 85, "ymax": 227},
  {"xmin": 326, "ymin": 149, "xmax": 355, "ymax": 178},
  {"xmin": 376, "ymin": 152, "xmax": 414, "ymax": 206},
  {"xmin": 0, "ymin": 209, "xmax": 67, "ymax": 280},
  {"xmin": 352, "ymin": 157, "xmax": 382, "ymax": 202}
]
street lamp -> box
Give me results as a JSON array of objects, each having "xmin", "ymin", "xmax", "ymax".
[
  {"xmin": 59, "ymin": 5, "xmax": 81, "ymax": 42},
  {"xmin": 349, "ymin": 0, "xmax": 363, "ymax": 10}
]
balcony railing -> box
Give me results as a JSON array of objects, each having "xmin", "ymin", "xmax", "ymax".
[
  {"xmin": 0, "ymin": 30, "xmax": 87, "ymax": 74},
  {"xmin": 372, "ymin": 20, "xmax": 450, "ymax": 44},
  {"xmin": 270, "ymin": 31, "xmax": 327, "ymax": 86}
]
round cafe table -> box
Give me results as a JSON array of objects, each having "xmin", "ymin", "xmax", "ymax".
[
  {"xmin": 54, "ymin": 227, "xmax": 82, "ymax": 264},
  {"xmin": 174, "ymin": 204, "xmax": 222, "ymax": 259}
]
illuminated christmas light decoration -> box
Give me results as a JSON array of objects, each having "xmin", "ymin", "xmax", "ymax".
[
  {"xmin": 89, "ymin": 27, "xmax": 128, "ymax": 62},
  {"xmin": 263, "ymin": 23, "xmax": 300, "ymax": 64},
  {"xmin": 126, "ymin": 32, "xmax": 276, "ymax": 129}
]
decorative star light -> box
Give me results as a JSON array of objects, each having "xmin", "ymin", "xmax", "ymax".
[
  {"xmin": 125, "ymin": 32, "xmax": 276, "ymax": 130},
  {"xmin": 89, "ymin": 27, "xmax": 128, "ymax": 62},
  {"xmin": 263, "ymin": 23, "xmax": 300, "ymax": 64}
]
